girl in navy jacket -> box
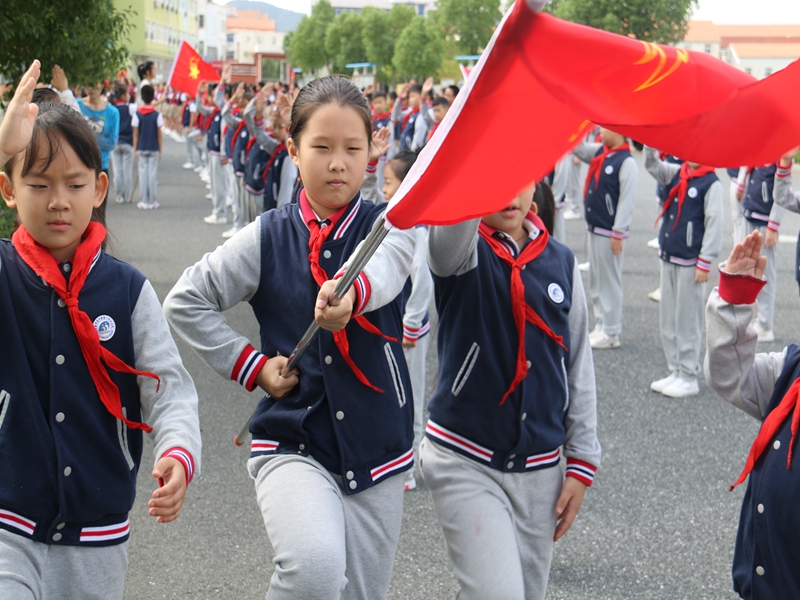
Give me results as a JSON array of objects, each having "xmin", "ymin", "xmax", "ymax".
[
  {"xmin": 424, "ymin": 182, "xmax": 601, "ymax": 600},
  {"xmin": 164, "ymin": 76, "xmax": 415, "ymax": 600},
  {"xmin": 0, "ymin": 61, "xmax": 200, "ymax": 600}
]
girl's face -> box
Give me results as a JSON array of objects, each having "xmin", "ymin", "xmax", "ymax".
[
  {"xmin": 288, "ymin": 103, "xmax": 369, "ymax": 218},
  {"xmin": 0, "ymin": 140, "xmax": 107, "ymax": 261},
  {"xmin": 481, "ymin": 183, "xmax": 536, "ymax": 239},
  {"xmin": 382, "ymin": 162, "xmax": 402, "ymax": 202}
]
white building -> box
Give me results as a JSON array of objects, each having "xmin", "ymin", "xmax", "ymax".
[
  {"xmin": 197, "ymin": 0, "xmax": 227, "ymax": 62},
  {"xmin": 311, "ymin": 0, "xmax": 435, "ymax": 16}
]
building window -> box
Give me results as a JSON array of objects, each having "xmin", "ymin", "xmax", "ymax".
[
  {"xmin": 765, "ymin": 67, "xmax": 772, "ymax": 76},
  {"xmin": 745, "ymin": 67, "xmax": 752, "ymax": 75},
  {"xmin": 199, "ymin": 14, "xmax": 204, "ymax": 28},
  {"xmin": 418, "ymin": 4, "xmax": 424, "ymax": 15},
  {"xmin": 704, "ymin": 44, "xmax": 711, "ymax": 53}
]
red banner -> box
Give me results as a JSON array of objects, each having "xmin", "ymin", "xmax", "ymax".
[
  {"xmin": 167, "ymin": 41, "xmax": 220, "ymax": 97},
  {"xmin": 385, "ymin": 1, "xmax": 800, "ymax": 228}
]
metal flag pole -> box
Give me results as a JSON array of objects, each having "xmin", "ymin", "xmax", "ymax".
[{"xmin": 234, "ymin": 214, "xmax": 392, "ymax": 446}]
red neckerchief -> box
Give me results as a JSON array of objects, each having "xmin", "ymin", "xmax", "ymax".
[
  {"xmin": 245, "ymin": 137, "xmax": 258, "ymax": 154},
  {"xmin": 114, "ymin": 100, "xmax": 128, "ymax": 107},
  {"xmin": 478, "ymin": 213, "xmax": 568, "ymax": 406},
  {"xmin": 731, "ymin": 377, "xmax": 800, "ymax": 490},
  {"xmin": 655, "ymin": 163, "xmax": 716, "ymax": 230},
  {"xmin": 373, "ymin": 111, "xmax": 391, "ymax": 124},
  {"xmin": 261, "ymin": 143, "xmax": 287, "ymax": 182},
  {"xmin": 401, "ymin": 107, "xmax": 419, "ymax": 131},
  {"xmin": 138, "ymin": 105, "xmax": 156, "ymax": 115},
  {"xmin": 583, "ymin": 143, "xmax": 630, "ymax": 198},
  {"xmin": 427, "ymin": 121, "xmax": 440, "ymax": 143},
  {"xmin": 12, "ymin": 223, "xmax": 159, "ymax": 432},
  {"xmin": 230, "ymin": 119, "xmax": 248, "ymax": 157},
  {"xmin": 744, "ymin": 163, "xmax": 776, "ymax": 178},
  {"xmin": 299, "ymin": 190, "xmax": 396, "ymax": 392}
]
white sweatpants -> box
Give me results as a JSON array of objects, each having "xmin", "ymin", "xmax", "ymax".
[
  {"xmin": 587, "ymin": 232, "xmax": 624, "ymax": 335},
  {"xmin": 738, "ymin": 220, "xmax": 778, "ymax": 332},
  {"xmin": 420, "ymin": 438, "xmax": 562, "ymax": 600},
  {"xmin": 403, "ymin": 334, "xmax": 430, "ymax": 464},
  {"xmin": 552, "ymin": 205, "xmax": 566, "ymax": 242},
  {"xmin": 659, "ymin": 262, "xmax": 706, "ymax": 381},
  {"xmin": 0, "ymin": 530, "xmax": 128, "ymax": 600},
  {"xmin": 566, "ymin": 158, "xmax": 584, "ymax": 214},
  {"xmin": 111, "ymin": 143, "xmax": 134, "ymax": 203},
  {"xmin": 137, "ymin": 150, "xmax": 158, "ymax": 207},
  {"xmin": 248, "ymin": 453, "xmax": 405, "ymax": 600}
]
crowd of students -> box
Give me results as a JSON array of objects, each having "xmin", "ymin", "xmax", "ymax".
[{"xmin": 1, "ymin": 54, "xmax": 799, "ymax": 600}]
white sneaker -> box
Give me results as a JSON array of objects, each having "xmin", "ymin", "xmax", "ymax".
[
  {"xmin": 650, "ymin": 372, "xmax": 677, "ymax": 393},
  {"xmin": 563, "ymin": 207, "xmax": 582, "ymax": 220},
  {"xmin": 182, "ymin": 161, "xmax": 195, "ymax": 170},
  {"xmin": 136, "ymin": 201, "xmax": 148, "ymax": 210},
  {"xmin": 404, "ymin": 472, "xmax": 417, "ymax": 491},
  {"xmin": 177, "ymin": 136, "xmax": 186, "ymax": 143},
  {"xmin": 590, "ymin": 331, "xmax": 620, "ymax": 349},
  {"xmin": 588, "ymin": 323, "xmax": 603, "ymax": 343},
  {"xmin": 222, "ymin": 226, "xmax": 239, "ymax": 239},
  {"xmin": 578, "ymin": 262, "xmax": 590, "ymax": 272},
  {"xmin": 205, "ymin": 193, "xmax": 213, "ymax": 200},
  {"xmin": 115, "ymin": 196, "xmax": 125, "ymax": 204},
  {"xmin": 203, "ymin": 214, "xmax": 227, "ymax": 225},
  {"xmin": 661, "ymin": 377, "xmax": 699, "ymax": 398},
  {"xmin": 648, "ymin": 288, "xmax": 661, "ymax": 302},
  {"xmin": 754, "ymin": 322, "xmax": 775, "ymax": 343},
  {"xmin": 647, "ymin": 237, "xmax": 660, "ymax": 250},
  {"xmin": 193, "ymin": 165, "xmax": 204, "ymax": 173}
]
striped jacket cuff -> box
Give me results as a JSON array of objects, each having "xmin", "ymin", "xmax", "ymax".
[
  {"xmin": 718, "ymin": 268, "xmax": 766, "ymax": 305},
  {"xmin": 610, "ymin": 229, "xmax": 629, "ymax": 240},
  {"xmin": 777, "ymin": 164, "xmax": 792, "ymax": 179},
  {"xmin": 403, "ymin": 322, "xmax": 431, "ymax": 341},
  {"xmin": 231, "ymin": 344, "xmax": 268, "ymax": 392},
  {"xmin": 696, "ymin": 258, "xmax": 712, "ymax": 273},
  {"xmin": 767, "ymin": 220, "xmax": 780, "ymax": 232},
  {"xmin": 254, "ymin": 116, "xmax": 264, "ymax": 128},
  {"xmin": 161, "ymin": 447, "xmax": 196, "ymax": 485},
  {"xmin": 366, "ymin": 160, "xmax": 379, "ymax": 174},
  {"xmin": 334, "ymin": 270, "xmax": 371, "ymax": 316},
  {"xmin": 565, "ymin": 457, "xmax": 598, "ymax": 486}
]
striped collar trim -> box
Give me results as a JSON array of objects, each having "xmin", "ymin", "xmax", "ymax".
[{"xmin": 298, "ymin": 189, "xmax": 362, "ymax": 240}]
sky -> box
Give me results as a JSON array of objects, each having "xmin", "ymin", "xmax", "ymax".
[{"xmin": 224, "ymin": 0, "xmax": 800, "ymax": 23}]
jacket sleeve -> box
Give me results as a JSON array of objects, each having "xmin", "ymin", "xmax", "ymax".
[
  {"xmin": 427, "ymin": 219, "xmax": 480, "ymax": 278},
  {"xmin": 563, "ymin": 258, "xmax": 601, "ymax": 484},
  {"xmin": 132, "ymin": 280, "xmax": 202, "ymax": 481},
  {"xmin": 611, "ymin": 156, "xmax": 638, "ymax": 234},
  {"xmin": 244, "ymin": 99, "xmax": 278, "ymax": 152},
  {"xmin": 195, "ymin": 100, "xmax": 213, "ymax": 117},
  {"xmin": 163, "ymin": 220, "xmax": 267, "ymax": 392},
  {"xmin": 276, "ymin": 160, "xmax": 298, "ymax": 210},
  {"xmin": 360, "ymin": 162, "xmax": 384, "ymax": 204},
  {"xmin": 643, "ymin": 146, "xmax": 680, "ymax": 188},
  {"xmin": 697, "ymin": 180, "xmax": 725, "ymax": 271},
  {"xmin": 774, "ymin": 165, "xmax": 800, "ymax": 213},
  {"xmin": 411, "ymin": 114, "xmax": 429, "ymax": 152},
  {"xmin": 356, "ymin": 224, "xmax": 415, "ymax": 314},
  {"xmin": 221, "ymin": 101, "xmax": 242, "ymax": 128},
  {"xmin": 573, "ymin": 141, "xmax": 601, "ymax": 164},
  {"xmin": 214, "ymin": 86, "xmax": 226, "ymax": 110},
  {"xmin": 403, "ymin": 227, "xmax": 434, "ymax": 341}
]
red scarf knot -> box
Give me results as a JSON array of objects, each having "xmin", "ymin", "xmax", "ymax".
[
  {"xmin": 655, "ymin": 163, "xmax": 716, "ymax": 231},
  {"xmin": 478, "ymin": 213, "xmax": 568, "ymax": 407},
  {"xmin": 583, "ymin": 143, "xmax": 630, "ymax": 199},
  {"xmin": 12, "ymin": 223, "xmax": 159, "ymax": 433}
]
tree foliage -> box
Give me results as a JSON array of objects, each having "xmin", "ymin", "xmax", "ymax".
[
  {"xmin": 325, "ymin": 12, "xmax": 366, "ymax": 74},
  {"xmin": 0, "ymin": 0, "xmax": 133, "ymax": 86},
  {"xmin": 435, "ymin": 0, "xmax": 502, "ymax": 55},
  {"xmin": 286, "ymin": 0, "xmax": 335, "ymax": 71},
  {"xmin": 552, "ymin": 0, "xmax": 697, "ymax": 44},
  {"xmin": 393, "ymin": 17, "xmax": 445, "ymax": 81}
]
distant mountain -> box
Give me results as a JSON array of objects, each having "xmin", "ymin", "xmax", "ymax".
[{"xmin": 227, "ymin": 1, "xmax": 305, "ymax": 32}]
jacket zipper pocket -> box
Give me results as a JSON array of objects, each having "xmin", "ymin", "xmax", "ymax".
[
  {"xmin": 762, "ymin": 181, "xmax": 769, "ymax": 203},
  {"xmin": 384, "ymin": 343, "xmax": 407, "ymax": 408},
  {"xmin": 605, "ymin": 193, "xmax": 615, "ymax": 216},
  {"xmin": 561, "ymin": 357, "xmax": 570, "ymax": 412},
  {"xmin": 117, "ymin": 407, "xmax": 135, "ymax": 471},
  {"xmin": 0, "ymin": 390, "xmax": 9, "ymax": 430},
  {"xmin": 452, "ymin": 343, "xmax": 480, "ymax": 397},
  {"xmin": 686, "ymin": 221, "xmax": 693, "ymax": 247}
]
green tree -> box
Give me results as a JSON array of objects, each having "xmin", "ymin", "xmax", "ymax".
[
  {"xmin": 360, "ymin": 7, "xmax": 394, "ymax": 84},
  {"xmin": 325, "ymin": 12, "xmax": 366, "ymax": 75},
  {"xmin": 552, "ymin": 0, "xmax": 697, "ymax": 44},
  {"xmin": 435, "ymin": 0, "xmax": 501, "ymax": 55},
  {"xmin": 393, "ymin": 16, "xmax": 445, "ymax": 81},
  {"xmin": 0, "ymin": 0, "xmax": 133, "ymax": 85},
  {"xmin": 286, "ymin": 0, "xmax": 335, "ymax": 72}
]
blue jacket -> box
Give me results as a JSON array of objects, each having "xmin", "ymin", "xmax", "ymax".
[
  {"xmin": 115, "ymin": 102, "xmax": 134, "ymax": 146},
  {"xmin": 244, "ymin": 142, "xmax": 271, "ymax": 196},
  {"xmin": 584, "ymin": 147, "xmax": 632, "ymax": 235},
  {"xmin": 206, "ymin": 110, "xmax": 222, "ymax": 154},
  {"xmin": 232, "ymin": 123, "xmax": 250, "ymax": 176},
  {"xmin": 658, "ymin": 171, "xmax": 718, "ymax": 265},
  {"xmin": 733, "ymin": 343, "xmax": 800, "ymax": 600},
  {"xmin": 742, "ymin": 164, "xmax": 778, "ymax": 226},
  {"xmin": 263, "ymin": 149, "xmax": 290, "ymax": 212},
  {"xmin": 135, "ymin": 109, "xmax": 160, "ymax": 152}
]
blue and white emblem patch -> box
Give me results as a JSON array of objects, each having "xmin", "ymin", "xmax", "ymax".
[
  {"xmin": 548, "ymin": 283, "xmax": 565, "ymax": 304},
  {"xmin": 687, "ymin": 187, "xmax": 698, "ymax": 198},
  {"xmin": 94, "ymin": 315, "xmax": 116, "ymax": 341}
]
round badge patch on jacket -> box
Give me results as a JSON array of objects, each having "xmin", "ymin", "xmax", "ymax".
[
  {"xmin": 688, "ymin": 187, "xmax": 698, "ymax": 198},
  {"xmin": 94, "ymin": 315, "xmax": 116, "ymax": 341},
  {"xmin": 605, "ymin": 165, "xmax": 614, "ymax": 174},
  {"xmin": 548, "ymin": 283, "xmax": 565, "ymax": 304}
]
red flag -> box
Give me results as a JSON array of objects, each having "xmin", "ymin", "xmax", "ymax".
[
  {"xmin": 458, "ymin": 63, "xmax": 471, "ymax": 81},
  {"xmin": 385, "ymin": 0, "xmax": 800, "ymax": 229},
  {"xmin": 167, "ymin": 41, "xmax": 220, "ymax": 96}
]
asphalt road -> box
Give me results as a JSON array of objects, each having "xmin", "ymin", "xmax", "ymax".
[{"xmin": 116, "ymin": 137, "xmax": 800, "ymax": 600}]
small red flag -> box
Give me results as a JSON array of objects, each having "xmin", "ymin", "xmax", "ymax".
[
  {"xmin": 167, "ymin": 41, "xmax": 220, "ymax": 96},
  {"xmin": 385, "ymin": 0, "xmax": 800, "ymax": 229}
]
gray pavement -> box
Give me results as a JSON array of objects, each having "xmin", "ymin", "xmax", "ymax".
[{"xmin": 116, "ymin": 137, "xmax": 800, "ymax": 599}]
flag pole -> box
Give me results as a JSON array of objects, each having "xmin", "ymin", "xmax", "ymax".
[{"xmin": 234, "ymin": 213, "xmax": 392, "ymax": 446}]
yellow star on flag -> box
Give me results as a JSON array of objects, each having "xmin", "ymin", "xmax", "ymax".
[{"xmin": 189, "ymin": 57, "xmax": 200, "ymax": 80}]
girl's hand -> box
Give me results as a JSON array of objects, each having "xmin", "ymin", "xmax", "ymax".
[
  {"xmin": 0, "ymin": 60, "xmax": 40, "ymax": 169},
  {"xmin": 764, "ymin": 228, "xmax": 778, "ymax": 248},
  {"xmin": 255, "ymin": 88, "xmax": 268, "ymax": 116},
  {"xmin": 694, "ymin": 267, "xmax": 709, "ymax": 284},
  {"xmin": 780, "ymin": 146, "xmax": 798, "ymax": 168},
  {"xmin": 724, "ymin": 230, "xmax": 766, "ymax": 279},
  {"xmin": 402, "ymin": 338, "xmax": 417, "ymax": 349},
  {"xmin": 315, "ymin": 280, "xmax": 356, "ymax": 332},
  {"xmin": 369, "ymin": 127, "xmax": 392, "ymax": 162},
  {"xmin": 256, "ymin": 355, "xmax": 299, "ymax": 399},
  {"xmin": 149, "ymin": 457, "xmax": 187, "ymax": 523},
  {"xmin": 422, "ymin": 76, "xmax": 434, "ymax": 96},
  {"xmin": 554, "ymin": 477, "xmax": 587, "ymax": 542},
  {"xmin": 232, "ymin": 81, "xmax": 245, "ymax": 102},
  {"xmin": 51, "ymin": 64, "xmax": 68, "ymax": 92},
  {"xmin": 276, "ymin": 94, "xmax": 293, "ymax": 127},
  {"xmin": 610, "ymin": 237, "xmax": 623, "ymax": 257}
]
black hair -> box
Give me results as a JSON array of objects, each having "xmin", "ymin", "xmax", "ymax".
[
  {"xmin": 289, "ymin": 76, "xmax": 372, "ymax": 147},
  {"xmin": 388, "ymin": 150, "xmax": 418, "ymax": 182},
  {"xmin": 114, "ymin": 83, "xmax": 129, "ymax": 100},
  {"xmin": 533, "ymin": 182, "xmax": 556, "ymax": 236},
  {"xmin": 389, "ymin": 91, "xmax": 397, "ymax": 101},
  {"xmin": 140, "ymin": 84, "xmax": 155, "ymax": 104},
  {"xmin": 372, "ymin": 91, "xmax": 386, "ymax": 101},
  {"xmin": 137, "ymin": 61, "xmax": 155, "ymax": 81},
  {"xmin": 631, "ymin": 140, "xmax": 644, "ymax": 152},
  {"xmin": 433, "ymin": 97, "xmax": 449, "ymax": 108},
  {"xmin": 408, "ymin": 84, "xmax": 423, "ymax": 95},
  {"xmin": 32, "ymin": 88, "xmax": 61, "ymax": 104},
  {"xmin": 207, "ymin": 82, "xmax": 217, "ymax": 95},
  {"xmin": 446, "ymin": 84, "xmax": 460, "ymax": 98}
]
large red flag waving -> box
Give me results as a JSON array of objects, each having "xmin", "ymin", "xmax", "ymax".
[
  {"xmin": 167, "ymin": 41, "xmax": 220, "ymax": 96},
  {"xmin": 385, "ymin": 0, "xmax": 800, "ymax": 229}
]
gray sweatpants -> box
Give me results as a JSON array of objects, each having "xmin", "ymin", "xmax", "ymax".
[
  {"xmin": 659, "ymin": 262, "xmax": 706, "ymax": 381},
  {"xmin": 420, "ymin": 438, "xmax": 562, "ymax": 600},
  {"xmin": 0, "ymin": 529, "xmax": 128, "ymax": 600},
  {"xmin": 587, "ymin": 232, "xmax": 624, "ymax": 335},
  {"xmin": 403, "ymin": 333, "xmax": 430, "ymax": 464},
  {"xmin": 566, "ymin": 157, "xmax": 584, "ymax": 214},
  {"xmin": 193, "ymin": 136, "xmax": 207, "ymax": 168},
  {"xmin": 729, "ymin": 182, "xmax": 744, "ymax": 243},
  {"xmin": 248, "ymin": 453, "xmax": 405, "ymax": 600},
  {"xmin": 111, "ymin": 143, "xmax": 134, "ymax": 203},
  {"xmin": 245, "ymin": 190, "xmax": 263, "ymax": 223},
  {"xmin": 552, "ymin": 205, "xmax": 566, "ymax": 242},
  {"xmin": 184, "ymin": 128, "xmax": 195, "ymax": 165},
  {"xmin": 137, "ymin": 150, "xmax": 158, "ymax": 207},
  {"xmin": 233, "ymin": 174, "xmax": 247, "ymax": 232},
  {"xmin": 737, "ymin": 220, "xmax": 777, "ymax": 331},
  {"xmin": 208, "ymin": 154, "xmax": 228, "ymax": 218}
]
